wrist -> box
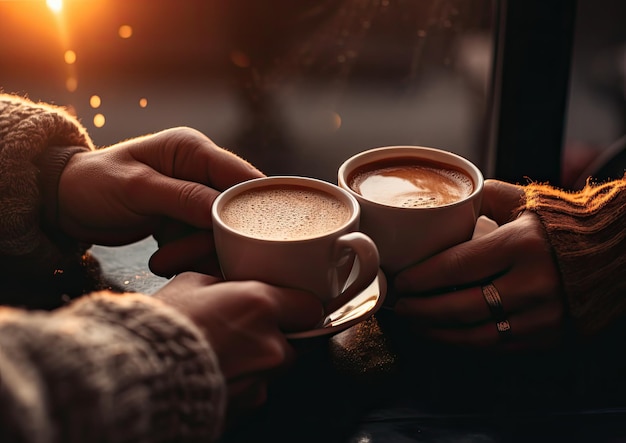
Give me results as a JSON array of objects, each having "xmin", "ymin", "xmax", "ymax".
[{"xmin": 36, "ymin": 146, "xmax": 90, "ymax": 231}]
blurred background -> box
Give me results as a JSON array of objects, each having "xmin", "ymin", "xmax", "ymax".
[{"xmin": 1, "ymin": 0, "xmax": 624, "ymax": 187}]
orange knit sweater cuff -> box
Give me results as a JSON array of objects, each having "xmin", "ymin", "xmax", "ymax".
[{"xmin": 524, "ymin": 177, "xmax": 626, "ymax": 336}]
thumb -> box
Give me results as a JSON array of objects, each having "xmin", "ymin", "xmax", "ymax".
[
  {"xmin": 129, "ymin": 172, "xmax": 219, "ymax": 229},
  {"xmin": 481, "ymin": 179, "xmax": 526, "ymax": 225}
]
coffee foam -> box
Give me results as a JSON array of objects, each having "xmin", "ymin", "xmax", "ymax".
[
  {"xmin": 349, "ymin": 159, "xmax": 474, "ymax": 208},
  {"xmin": 220, "ymin": 185, "xmax": 351, "ymax": 240}
]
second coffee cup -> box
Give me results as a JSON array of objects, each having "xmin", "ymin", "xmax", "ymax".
[
  {"xmin": 211, "ymin": 176, "xmax": 380, "ymax": 314},
  {"xmin": 338, "ymin": 146, "xmax": 484, "ymax": 276}
]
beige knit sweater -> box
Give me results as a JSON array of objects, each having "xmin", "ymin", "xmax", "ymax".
[{"xmin": 0, "ymin": 94, "xmax": 226, "ymax": 442}]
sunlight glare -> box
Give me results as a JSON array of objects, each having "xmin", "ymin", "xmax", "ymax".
[{"xmin": 46, "ymin": 0, "xmax": 63, "ymax": 13}]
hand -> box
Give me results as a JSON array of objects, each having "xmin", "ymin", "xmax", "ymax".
[
  {"xmin": 57, "ymin": 127, "xmax": 264, "ymax": 276},
  {"xmin": 392, "ymin": 180, "xmax": 566, "ymax": 351},
  {"xmin": 153, "ymin": 272, "xmax": 324, "ymax": 424}
]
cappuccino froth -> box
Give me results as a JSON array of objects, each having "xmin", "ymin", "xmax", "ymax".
[
  {"xmin": 220, "ymin": 185, "xmax": 351, "ymax": 240},
  {"xmin": 349, "ymin": 158, "xmax": 474, "ymax": 208}
]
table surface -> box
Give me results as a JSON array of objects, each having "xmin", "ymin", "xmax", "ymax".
[{"xmin": 88, "ymin": 239, "xmax": 626, "ymax": 443}]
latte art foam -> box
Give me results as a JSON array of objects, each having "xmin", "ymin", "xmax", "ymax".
[
  {"xmin": 220, "ymin": 185, "xmax": 351, "ymax": 240},
  {"xmin": 349, "ymin": 158, "xmax": 474, "ymax": 208}
]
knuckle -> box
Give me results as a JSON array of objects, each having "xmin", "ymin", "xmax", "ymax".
[
  {"xmin": 237, "ymin": 281, "xmax": 278, "ymax": 313},
  {"xmin": 443, "ymin": 248, "xmax": 468, "ymax": 282},
  {"xmin": 264, "ymin": 338, "xmax": 292, "ymax": 367},
  {"xmin": 175, "ymin": 181, "xmax": 205, "ymax": 208},
  {"xmin": 165, "ymin": 126, "xmax": 204, "ymax": 141},
  {"xmin": 166, "ymin": 126, "xmax": 216, "ymax": 152},
  {"xmin": 123, "ymin": 167, "xmax": 154, "ymax": 197}
]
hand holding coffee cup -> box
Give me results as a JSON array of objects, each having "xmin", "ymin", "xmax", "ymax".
[
  {"xmin": 212, "ymin": 176, "xmax": 380, "ymax": 316},
  {"xmin": 338, "ymin": 146, "xmax": 484, "ymax": 277}
]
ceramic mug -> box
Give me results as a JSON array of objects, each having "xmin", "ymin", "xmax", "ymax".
[
  {"xmin": 212, "ymin": 176, "xmax": 380, "ymax": 314},
  {"xmin": 338, "ymin": 146, "xmax": 484, "ymax": 277}
]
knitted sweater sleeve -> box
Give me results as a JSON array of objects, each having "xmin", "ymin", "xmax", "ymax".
[
  {"xmin": 0, "ymin": 94, "xmax": 228, "ymax": 440},
  {"xmin": 0, "ymin": 292, "xmax": 227, "ymax": 443},
  {"xmin": 0, "ymin": 93, "xmax": 94, "ymax": 285},
  {"xmin": 524, "ymin": 177, "xmax": 626, "ymax": 336}
]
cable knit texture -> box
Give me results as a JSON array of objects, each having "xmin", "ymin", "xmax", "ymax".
[
  {"xmin": 0, "ymin": 94, "xmax": 95, "ymax": 288},
  {"xmin": 0, "ymin": 94, "xmax": 228, "ymax": 441},
  {"xmin": 524, "ymin": 176, "xmax": 626, "ymax": 336},
  {"xmin": 0, "ymin": 293, "xmax": 226, "ymax": 443},
  {"xmin": 0, "ymin": 94, "xmax": 93, "ymax": 253}
]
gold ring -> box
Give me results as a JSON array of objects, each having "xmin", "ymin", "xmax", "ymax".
[
  {"xmin": 481, "ymin": 283, "xmax": 506, "ymax": 322},
  {"xmin": 481, "ymin": 283, "xmax": 512, "ymax": 341}
]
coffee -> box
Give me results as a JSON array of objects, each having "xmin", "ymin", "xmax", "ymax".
[
  {"xmin": 213, "ymin": 176, "xmax": 380, "ymax": 311},
  {"xmin": 347, "ymin": 157, "xmax": 474, "ymax": 208},
  {"xmin": 220, "ymin": 184, "xmax": 351, "ymax": 240}
]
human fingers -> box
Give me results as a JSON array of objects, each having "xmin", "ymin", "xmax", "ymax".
[
  {"xmin": 410, "ymin": 298, "xmax": 564, "ymax": 351},
  {"xmin": 156, "ymin": 271, "xmax": 222, "ymax": 289},
  {"xmin": 481, "ymin": 179, "xmax": 525, "ymax": 225},
  {"xmin": 193, "ymin": 283, "xmax": 311, "ymax": 385},
  {"xmin": 120, "ymin": 167, "xmax": 220, "ymax": 230},
  {"xmin": 395, "ymin": 262, "xmax": 561, "ymax": 327},
  {"xmin": 126, "ymin": 127, "xmax": 265, "ymax": 190},
  {"xmin": 395, "ymin": 221, "xmax": 518, "ymax": 294},
  {"xmin": 262, "ymin": 286, "xmax": 324, "ymax": 332},
  {"xmin": 161, "ymin": 278, "xmax": 321, "ymax": 365},
  {"xmin": 396, "ymin": 239, "xmax": 565, "ymax": 351},
  {"xmin": 149, "ymin": 230, "xmax": 218, "ymax": 277},
  {"xmin": 152, "ymin": 218, "xmax": 198, "ymax": 246},
  {"xmin": 395, "ymin": 211, "xmax": 552, "ymax": 296},
  {"xmin": 161, "ymin": 276, "xmax": 322, "ymax": 336}
]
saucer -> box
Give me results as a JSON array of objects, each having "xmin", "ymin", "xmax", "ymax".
[{"xmin": 285, "ymin": 269, "xmax": 387, "ymax": 340}]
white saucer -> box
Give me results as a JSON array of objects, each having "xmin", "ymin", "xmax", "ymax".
[{"xmin": 285, "ymin": 269, "xmax": 387, "ymax": 340}]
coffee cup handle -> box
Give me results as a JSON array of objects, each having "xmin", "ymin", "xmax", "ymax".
[{"xmin": 324, "ymin": 232, "xmax": 380, "ymax": 314}]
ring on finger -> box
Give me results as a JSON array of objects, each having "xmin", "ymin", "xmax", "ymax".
[{"xmin": 481, "ymin": 283, "xmax": 512, "ymax": 341}]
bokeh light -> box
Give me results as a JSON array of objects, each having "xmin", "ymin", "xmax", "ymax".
[
  {"xmin": 90, "ymin": 95, "xmax": 101, "ymax": 108},
  {"xmin": 93, "ymin": 113, "xmax": 106, "ymax": 128},
  {"xmin": 139, "ymin": 98, "xmax": 148, "ymax": 108},
  {"xmin": 118, "ymin": 25, "xmax": 133, "ymax": 39},
  {"xmin": 65, "ymin": 76, "xmax": 78, "ymax": 92},
  {"xmin": 64, "ymin": 49, "xmax": 76, "ymax": 64}
]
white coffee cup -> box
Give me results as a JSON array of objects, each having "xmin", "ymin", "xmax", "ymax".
[
  {"xmin": 212, "ymin": 176, "xmax": 380, "ymax": 314},
  {"xmin": 338, "ymin": 146, "xmax": 484, "ymax": 276}
]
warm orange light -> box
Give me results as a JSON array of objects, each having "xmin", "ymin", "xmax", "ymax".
[
  {"xmin": 65, "ymin": 76, "xmax": 78, "ymax": 92},
  {"xmin": 139, "ymin": 98, "xmax": 148, "ymax": 108},
  {"xmin": 89, "ymin": 95, "xmax": 101, "ymax": 108},
  {"xmin": 64, "ymin": 50, "xmax": 76, "ymax": 64},
  {"xmin": 93, "ymin": 114, "xmax": 106, "ymax": 128},
  {"xmin": 118, "ymin": 25, "xmax": 133, "ymax": 39},
  {"xmin": 46, "ymin": 0, "xmax": 63, "ymax": 13},
  {"xmin": 65, "ymin": 104, "xmax": 77, "ymax": 117}
]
